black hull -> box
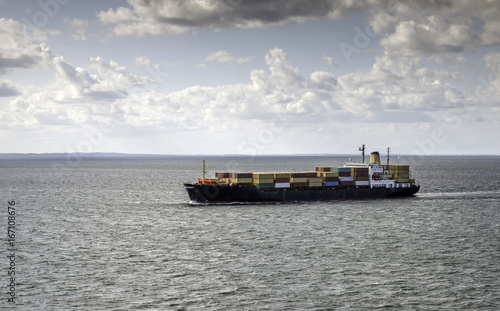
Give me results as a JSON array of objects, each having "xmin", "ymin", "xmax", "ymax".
[{"xmin": 184, "ymin": 183, "xmax": 420, "ymax": 204}]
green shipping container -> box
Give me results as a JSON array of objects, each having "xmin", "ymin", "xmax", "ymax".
[
  {"xmin": 255, "ymin": 183, "xmax": 275, "ymax": 189},
  {"xmin": 254, "ymin": 178, "xmax": 274, "ymax": 184},
  {"xmin": 253, "ymin": 173, "xmax": 274, "ymax": 179}
]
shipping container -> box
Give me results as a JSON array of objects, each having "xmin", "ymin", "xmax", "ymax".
[
  {"xmin": 340, "ymin": 181, "xmax": 355, "ymax": 186},
  {"xmin": 275, "ymin": 182, "xmax": 291, "ymax": 188},
  {"xmin": 215, "ymin": 172, "xmax": 232, "ymax": 178},
  {"xmin": 324, "ymin": 181, "xmax": 339, "ymax": 187},
  {"xmin": 235, "ymin": 173, "xmax": 252, "ymax": 178},
  {"xmin": 355, "ymin": 181, "xmax": 370, "ymax": 186},
  {"xmin": 354, "ymin": 168, "xmax": 369, "ymax": 174},
  {"xmin": 291, "ymin": 177, "xmax": 308, "ymax": 183},
  {"xmin": 354, "ymin": 169, "xmax": 369, "ymax": 177},
  {"xmin": 275, "ymin": 173, "xmax": 291, "ymax": 179},
  {"xmin": 319, "ymin": 172, "xmax": 338, "ymax": 178},
  {"xmin": 354, "ymin": 176, "xmax": 370, "ymax": 181},
  {"xmin": 254, "ymin": 178, "xmax": 274, "ymax": 184},
  {"xmin": 340, "ymin": 176, "xmax": 354, "ymax": 182},
  {"xmin": 253, "ymin": 173, "xmax": 274, "ymax": 179},
  {"xmin": 255, "ymin": 183, "xmax": 275, "ymax": 189},
  {"xmin": 339, "ymin": 171, "xmax": 351, "ymax": 177},
  {"xmin": 234, "ymin": 178, "xmax": 253, "ymax": 184},
  {"xmin": 308, "ymin": 177, "xmax": 323, "ymax": 183},
  {"xmin": 275, "ymin": 177, "xmax": 291, "ymax": 183},
  {"xmin": 308, "ymin": 177, "xmax": 323, "ymax": 187},
  {"xmin": 291, "ymin": 182, "xmax": 308, "ymax": 187},
  {"xmin": 315, "ymin": 167, "xmax": 331, "ymax": 172},
  {"xmin": 308, "ymin": 183, "xmax": 323, "ymax": 187},
  {"xmin": 324, "ymin": 177, "xmax": 339, "ymax": 182}
]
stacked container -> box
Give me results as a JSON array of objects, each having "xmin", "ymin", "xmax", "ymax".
[
  {"xmin": 353, "ymin": 167, "xmax": 370, "ymax": 186},
  {"xmin": 214, "ymin": 165, "xmax": 387, "ymax": 189},
  {"xmin": 318, "ymin": 171, "xmax": 340, "ymax": 187},
  {"xmin": 253, "ymin": 173, "xmax": 275, "ymax": 189},
  {"xmin": 389, "ymin": 165, "xmax": 410, "ymax": 183},
  {"xmin": 275, "ymin": 172, "xmax": 291, "ymax": 188}
]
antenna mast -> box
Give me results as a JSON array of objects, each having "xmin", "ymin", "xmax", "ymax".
[
  {"xmin": 202, "ymin": 160, "xmax": 206, "ymax": 184},
  {"xmin": 387, "ymin": 147, "xmax": 390, "ymax": 167},
  {"xmin": 358, "ymin": 144, "xmax": 366, "ymax": 163}
]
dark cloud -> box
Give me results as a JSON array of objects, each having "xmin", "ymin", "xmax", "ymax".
[
  {"xmin": 0, "ymin": 81, "xmax": 20, "ymax": 97},
  {"xmin": 0, "ymin": 54, "xmax": 39, "ymax": 72},
  {"xmin": 97, "ymin": 0, "xmax": 365, "ymax": 36}
]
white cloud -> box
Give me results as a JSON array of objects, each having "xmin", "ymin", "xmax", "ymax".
[
  {"xmin": 378, "ymin": 17, "xmax": 477, "ymax": 57},
  {"xmin": 96, "ymin": 0, "xmax": 500, "ymax": 61},
  {"xmin": 0, "ymin": 79, "xmax": 19, "ymax": 97},
  {"xmin": 480, "ymin": 52, "xmax": 500, "ymax": 105},
  {"xmin": 369, "ymin": 1, "xmax": 500, "ymax": 58},
  {"xmin": 135, "ymin": 56, "xmax": 159, "ymax": 69},
  {"xmin": 6, "ymin": 45, "xmax": 484, "ymax": 134},
  {"xmin": 96, "ymin": 0, "xmax": 367, "ymax": 37},
  {"xmin": 323, "ymin": 53, "xmax": 344, "ymax": 74},
  {"xmin": 0, "ymin": 23, "xmax": 158, "ymax": 129},
  {"xmin": 309, "ymin": 71, "xmax": 338, "ymax": 90},
  {"xmin": 65, "ymin": 18, "xmax": 90, "ymax": 41},
  {"xmin": 0, "ymin": 18, "xmax": 51, "ymax": 74},
  {"xmin": 203, "ymin": 50, "xmax": 254, "ymax": 64}
]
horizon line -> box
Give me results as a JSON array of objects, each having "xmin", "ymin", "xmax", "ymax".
[{"xmin": 0, "ymin": 152, "xmax": 499, "ymax": 157}]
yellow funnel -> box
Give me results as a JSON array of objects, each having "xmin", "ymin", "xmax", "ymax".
[{"xmin": 370, "ymin": 152, "xmax": 381, "ymax": 165}]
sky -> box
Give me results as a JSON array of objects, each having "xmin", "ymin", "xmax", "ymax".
[{"xmin": 0, "ymin": 0, "xmax": 499, "ymax": 155}]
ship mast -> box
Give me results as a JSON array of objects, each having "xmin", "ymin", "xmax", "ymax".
[
  {"xmin": 202, "ymin": 159, "xmax": 206, "ymax": 184},
  {"xmin": 359, "ymin": 144, "xmax": 366, "ymax": 163},
  {"xmin": 387, "ymin": 147, "xmax": 390, "ymax": 166}
]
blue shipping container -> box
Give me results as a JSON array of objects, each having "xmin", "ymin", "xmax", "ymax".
[{"xmin": 324, "ymin": 181, "xmax": 339, "ymax": 187}]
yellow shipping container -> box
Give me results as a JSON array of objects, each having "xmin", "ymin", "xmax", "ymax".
[
  {"xmin": 275, "ymin": 173, "xmax": 291, "ymax": 178},
  {"xmin": 233, "ymin": 178, "xmax": 253, "ymax": 184},
  {"xmin": 395, "ymin": 173, "xmax": 410, "ymax": 177},
  {"xmin": 308, "ymin": 182, "xmax": 323, "ymax": 187},
  {"xmin": 254, "ymin": 178, "xmax": 274, "ymax": 184},
  {"xmin": 308, "ymin": 178, "xmax": 323, "ymax": 183},
  {"xmin": 322, "ymin": 172, "xmax": 339, "ymax": 177},
  {"xmin": 253, "ymin": 173, "xmax": 274, "ymax": 179},
  {"xmin": 291, "ymin": 177, "xmax": 308, "ymax": 183}
]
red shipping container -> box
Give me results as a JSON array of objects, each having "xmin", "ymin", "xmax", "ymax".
[
  {"xmin": 236, "ymin": 173, "xmax": 252, "ymax": 178},
  {"xmin": 354, "ymin": 176, "xmax": 370, "ymax": 181},
  {"xmin": 275, "ymin": 178, "xmax": 291, "ymax": 183}
]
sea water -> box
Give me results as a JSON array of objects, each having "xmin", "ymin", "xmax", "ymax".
[{"xmin": 1, "ymin": 155, "xmax": 499, "ymax": 310}]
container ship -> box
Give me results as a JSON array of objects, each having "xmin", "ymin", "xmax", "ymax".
[{"xmin": 184, "ymin": 146, "xmax": 420, "ymax": 204}]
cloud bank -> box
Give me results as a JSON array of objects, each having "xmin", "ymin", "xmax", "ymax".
[{"xmin": 97, "ymin": 0, "xmax": 500, "ymax": 52}]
